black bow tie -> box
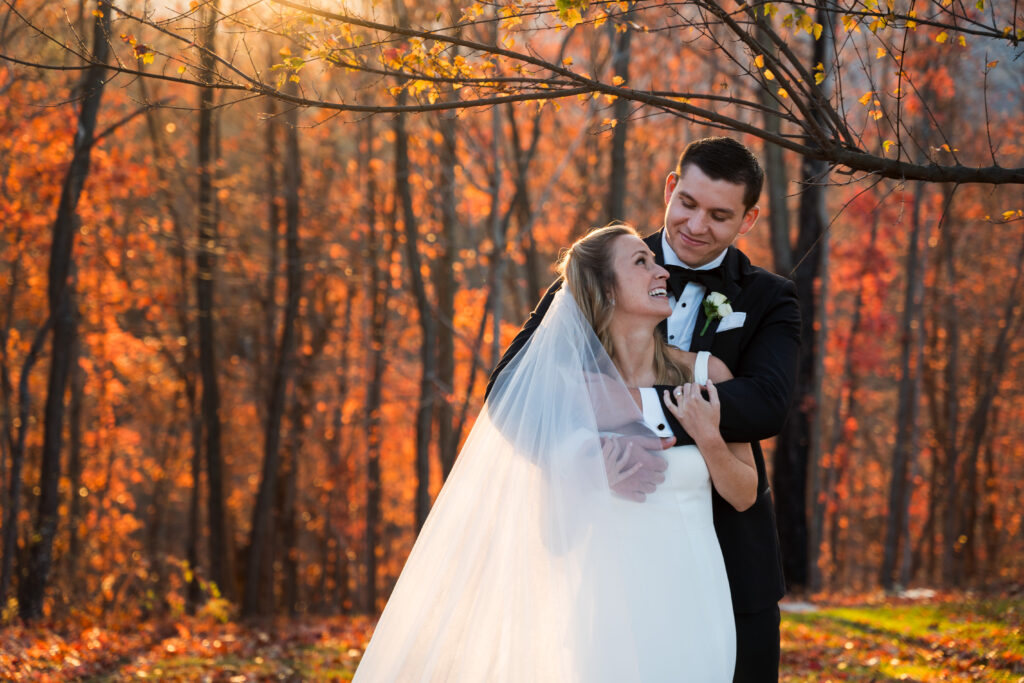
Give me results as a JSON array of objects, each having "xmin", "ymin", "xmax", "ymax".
[{"xmin": 665, "ymin": 264, "xmax": 726, "ymax": 300}]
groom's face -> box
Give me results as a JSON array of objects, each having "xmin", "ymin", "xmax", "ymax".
[{"xmin": 663, "ymin": 164, "xmax": 759, "ymax": 267}]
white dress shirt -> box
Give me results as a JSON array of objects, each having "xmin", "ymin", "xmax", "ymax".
[{"xmin": 662, "ymin": 232, "xmax": 728, "ymax": 351}]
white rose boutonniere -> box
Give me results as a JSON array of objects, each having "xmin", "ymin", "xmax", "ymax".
[{"xmin": 701, "ymin": 292, "xmax": 733, "ymax": 336}]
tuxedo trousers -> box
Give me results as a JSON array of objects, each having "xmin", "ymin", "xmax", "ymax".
[{"xmin": 733, "ymin": 604, "xmax": 780, "ymax": 683}]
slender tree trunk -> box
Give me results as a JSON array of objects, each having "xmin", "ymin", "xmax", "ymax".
[
  {"xmin": 19, "ymin": 1, "xmax": 110, "ymax": 621},
  {"xmin": 361, "ymin": 117, "xmax": 387, "ymax": 611},
  {"xmin": 390, "ymin": 0, "xmax": 435, "ymax": 529},
  {"xmin": 435, "ymin": 105, "xmax": 458, "ymax": 479},
  {"xmin": 981, "ymin": 419, "xmax": 999, "ymax": 581},
  {"xmin": 881, "ymin": 182, "xmax": 927, "ymax": 590},
  {"xmin": 938, "ymin": 190, "xmax": 961, "ymax": 586},
  {"xmin": 1, "ymin": 317, "xmax": 51, "ymax": 603},
  {"xmin": 755, "ymin": 17, "xmax": 792, "ymax": 277},
  {"xmin": 65, "ymin": 326, "xmax": 85, "ymax": 595},
  {"xmin": 243, "ymin": 95, "xmax": 302, "ymax": 618},
  {"xmin": 196, "ymin": 0, "xmax": 235, "ymax": 602},
  {"xmin": 956, "ymin": 235, "xmax": 1024, "ymax": 582},
  {"xmin": 772, "ymin": 3, "xmax": 832, "ymax": 592},
  {"xmin": 328, "ymin": 290, "xmax": 353, "ymax": 612},
  {"xmin": 605, "ymin": 20, "xmax": 632, "ymax": 224}
]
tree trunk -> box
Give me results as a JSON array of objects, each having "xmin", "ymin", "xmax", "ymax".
[
  {"xmin": 755, "ymin": 17, "xmax": 792, "ymax": 276},
  {"xmin": 771, "ymin": 3, "xmax": 832, "ymax": 592},
  {"xmin": 327, "ymin": 289, "xmax": 353, "ymax": 612},
  {"xmin": 605, "ymin": 20, "xmax": 632, "ymax": 224},
  {"xmin": 956, "ymin": 234, "xmax": 1024, "ymax": 582},
  {"xmin": 435, "ymin": 109, "xmax": 459, "ymax": 480},
  {"xmin": 243, "ymin": 93, "xmax": 302, "ymax": 618},
  {"xmin": 938, "ymin": 190, "xmax": 961, "ymax": 586},
  {"xmin": 880, "ymin": 182, "xmax": 926, "ymax": 590},
  {"xmin": 196, "ymin": 0, "xmax": 235, "ymax": 602},
  {"xmin": 362, "ymin": 117, "xmax": 387, "ymax": 611},
  {"xmin": 65, "ymin": 326, "xmax": 85, "ymax": 595},
  {"xmin": 18, "ymin": 1, "xmax": 110, "ymax": 621}
]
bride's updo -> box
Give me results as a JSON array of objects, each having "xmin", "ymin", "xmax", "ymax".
[{"xmin": 559, "ymin": 224, "xmax": 690, "ymax": 386}]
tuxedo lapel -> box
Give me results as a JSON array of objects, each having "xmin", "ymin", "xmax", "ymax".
[{"xmin": 690, "ymin": 247, "xmax": 744, "ymax": 352}]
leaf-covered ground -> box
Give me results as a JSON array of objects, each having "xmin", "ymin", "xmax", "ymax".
[{"xmin": 2, "ymin": 594, "xmax": 1021, "ymax": 681}]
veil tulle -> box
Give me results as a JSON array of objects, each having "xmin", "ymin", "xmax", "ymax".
[{"xmin": 353, "ymin": 288, "xmax": 658, "ymax": 682}]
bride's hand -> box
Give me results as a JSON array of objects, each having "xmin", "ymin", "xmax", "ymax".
[{"xmin": 663, "ymin": 381, "xmax": 721, "ymax": 445}]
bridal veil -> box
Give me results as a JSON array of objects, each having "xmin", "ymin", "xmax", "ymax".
[{"xmin": 352, "ymin": 288, "xmax": 660, "ymax": 682}]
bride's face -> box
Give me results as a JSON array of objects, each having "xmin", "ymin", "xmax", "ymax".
[{"xmin": 609, "ymin": 234, "xmax": 671, "ymax": 321}]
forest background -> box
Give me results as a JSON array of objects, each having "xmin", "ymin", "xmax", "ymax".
[{"xmin": 0, "ymin": 0, "xmax": 1023, "ymax": 674}]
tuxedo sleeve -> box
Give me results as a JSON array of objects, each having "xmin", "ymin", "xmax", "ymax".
[
  {"xmin": 715, "ymin": 277, "xmax": 801, "ymax": 443},
  {"xmin": 484, "ymin": 278, "xmax": 563, "ymax": 401}
]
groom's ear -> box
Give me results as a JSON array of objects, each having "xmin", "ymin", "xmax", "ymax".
[
  {"xmin": 737, "ymin": 205, "xmax": 760, "ymax": 237},
  {"xmin": 664, "ymin": 172, "xmax": 679, "ymax": 206}
]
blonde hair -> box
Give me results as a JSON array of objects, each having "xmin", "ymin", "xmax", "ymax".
[{"xmin": 558, "ymin": 224, "xmax": 691, "ymax": 386}]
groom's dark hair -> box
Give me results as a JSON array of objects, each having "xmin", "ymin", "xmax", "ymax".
[{"xmin": 675, "ymin": 137, "xmax": 764, "ymax": 211}]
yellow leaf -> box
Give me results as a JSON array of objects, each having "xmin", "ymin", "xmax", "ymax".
[
  {"xmin": 883, "ymin": 139, "xmax": 895, "ymax": 152},
  {"xmin": 612, "ymin": 75, "xmax": 625, "ymax": 86},
  {"xmin": 858, "ymin": 91, "xmax": 873, "ymax": 105},
  {"xmin": 935, "ymin": 31, "xmax": 948, "ymax": 43},
  {"xmin": 563, "ymin": 7, "xmax": 583, "ymax": 28},
  {"xmin": 870, "ymin": 110, "xmax": 883, "ymax": 120},
  {"xmin": 814, "ymin": 72, "xmax": 825, "ymax": 85},
  {"xmin": 764, "ymin": 69, "xmax": 775, "ymax": 81},
  {"xmin": 987, "ymin": 60, "xmax": 999, "ymax": 68},
  {"xmin": 1002, "ymin": 210, "xmax": 1021, "ymax": 220},
  {"xmin": 813, "ymin": 23, "xmax": 823, "ymax": 40},
  {"xmin": 177, "ymin": 65, "xmax": 186, "ymax": 75},
  {"xmin": 92, "ymin": 9, "xmax": 103, "ymax": 17},
  {"xmin": 778, "ymin": 87, "xmax": 789, "ymax": 99},
  {"xmin": 602, "ymin": 117, "xmax": 618, "ymax": 128},
  {"xmin": 876, "ymin": 47, "xmax": 887, "ymax": 58},
  {"xmin": 754, "ymin": 54, "xmax": 765, "ymax": 69},
  {"xmin": 957, "ymin": 35, "xmax": 967, "ymax": 47},
  {"xmin": 142, "ymin": 52, "xmax": 154, "ymax": 65},
  {"xmin": 562, "ymin": 56, "xmax": 573, "ymax": 67},
  {"xmin": 280, "ymin": 46, "xmax": 292, "ymax": 57},
  {"xmin": 289, "ymin": 74, "xmax": 300, "ymax": 83}
]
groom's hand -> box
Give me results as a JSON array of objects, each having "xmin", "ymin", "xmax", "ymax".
[{"xmin": 602, "ymin": 434, "xmax": 673, "ymax": 502}]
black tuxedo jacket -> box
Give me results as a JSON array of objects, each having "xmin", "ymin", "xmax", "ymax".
[{"xmin": 486, "ymin": 231, "xmax": 801, "ymax": 614}]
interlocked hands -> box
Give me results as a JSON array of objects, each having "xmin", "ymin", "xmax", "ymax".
[{"xmin": 602, "ymin": 433, "xmax": 673, "ymax": 502}]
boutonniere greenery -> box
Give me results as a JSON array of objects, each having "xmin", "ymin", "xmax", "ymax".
[{"xmin": 701, "ymin": 292, "xmax": 733, "ymax": 336}]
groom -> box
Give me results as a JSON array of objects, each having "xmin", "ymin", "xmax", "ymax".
[{"xmin": 487, "ymin": 137, "xmax": 800, "ymax": 681}]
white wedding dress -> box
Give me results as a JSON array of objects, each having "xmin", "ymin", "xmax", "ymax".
[{"xmin": 353, "ymin": 294, "xmax": 735, "ymax": 682}]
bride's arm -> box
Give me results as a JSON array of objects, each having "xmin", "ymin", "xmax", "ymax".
[{"xmin": 662, "ymin": 382, "xmax": 757, "ymax": 511}]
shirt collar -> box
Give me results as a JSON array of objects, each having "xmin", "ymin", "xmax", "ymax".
[{"xmin": 661, "ymin": 231, "xmax": 728, "ymax": 271}]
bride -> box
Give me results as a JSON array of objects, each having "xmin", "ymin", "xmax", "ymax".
[{"xmin": 353, "ymin": 224, "xmax": 757, "ymax": 682}]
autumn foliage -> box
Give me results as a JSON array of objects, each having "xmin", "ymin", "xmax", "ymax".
[{"xmin": 0, "ymin": 1, "xmax": 1022, "ymax": 673}]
